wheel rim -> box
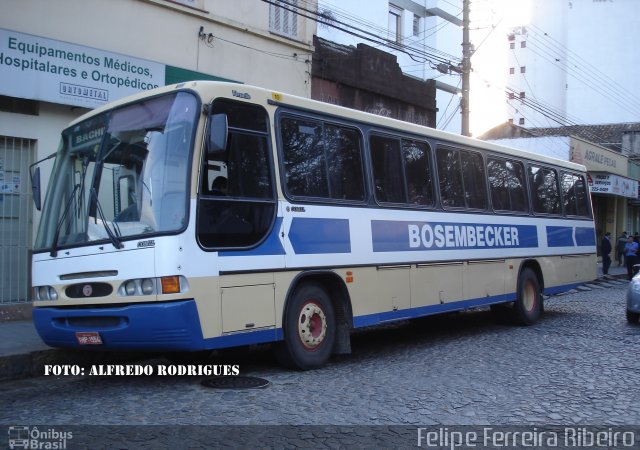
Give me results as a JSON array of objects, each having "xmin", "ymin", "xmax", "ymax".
[
  {"xmin": 297, "ymin": 301, "xmax": 327, "ymax": 351},
  {"xmin": 522, "ymin": 280, "xmax": 537, "ymax": 312}
]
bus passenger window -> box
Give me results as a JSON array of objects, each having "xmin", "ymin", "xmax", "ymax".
[
  {"xmin": 281, "ymin": 118, "xmax": 328, "ymax": 198},
  {"xmin": 280, "ymin": 116, "xmax": 365, "ymax": 202},
  {"xmin": 488, "ymin": 158, "xmax": 528, "ymax": 213},
  {"xmin": 436, "ymin": 148, "xmax": 465, "ymax": 208},
  {"xmin": 461, "ymin": 150, "xmax": 487, "ymax": 210},
  {"xmin": 325, "ymin": 125, "xmax": 365, "ymax": 201},
  {"xmin": 529, "ymin": 165, "xmax": 561, "ymax": 215},
  {"xmin": 370, "ymin": 135, "xmax": 405, "ymax": 204},
  {"xmin": 561, "ymin": 172, "xmax": 590, "ymax": 217},
  {"xmin": 402, "ymin": 140, "xmax": 434, "ymax": 206}
]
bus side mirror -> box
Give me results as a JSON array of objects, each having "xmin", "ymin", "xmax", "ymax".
[
  {"xmin": 31, "ymin": 166, "xmax": 42, "ymax": 211},
  {"xmin": 208, "ymin": 114, "xmax": 228, "ymax": 156}
]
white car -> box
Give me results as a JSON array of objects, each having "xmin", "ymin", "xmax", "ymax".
[{"xmin": 627, "ymin": 274, "xmax": 640, "ymax": 323}]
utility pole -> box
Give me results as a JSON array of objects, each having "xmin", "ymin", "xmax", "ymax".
[{"xmin": 461, "ymin": 0, "xmax": 471, "ymax": 136}]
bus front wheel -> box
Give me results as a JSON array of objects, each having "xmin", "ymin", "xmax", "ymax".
[
  {"xmin": 513, "ymin": 268, "xmax": 542, "ymax": 326},
  {"xmin": 275, "ymin": 282, "xmax": 336, "ymax": 370}
]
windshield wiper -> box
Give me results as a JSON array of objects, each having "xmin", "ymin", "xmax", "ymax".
[
  {"xmin": 90, "ymin": 187, "xmax": 123, "ymax": 250},
  {"xmin": 50, "ymin": 154, "xmax": 94, "ymax": 257},
  {"xmin": 49, "ymin": 183, "xmax": 81, "ymax": 257}
]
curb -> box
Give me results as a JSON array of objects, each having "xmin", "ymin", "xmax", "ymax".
[{"xmin": 0, "ymin": 303, "xmax": 33, "ymax": 322}]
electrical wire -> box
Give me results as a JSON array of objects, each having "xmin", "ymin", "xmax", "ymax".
[
  {"xmin": 521, "ymin": 29, "xmax": 640, "ymax": 118},
  {"xmin": 529, "ymin": 24, "xmax": 640, "ymax": 106},
  {"xmin": 509, "ymin": 48, "xmax": 555, "ymax": 128},
  {"xmin": 265, "ymin": 0, "xmax": 462, "ymax": 66}
]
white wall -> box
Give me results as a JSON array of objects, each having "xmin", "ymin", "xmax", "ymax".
[{"xmin": 565, "ymin": 0, "xmax": 640, "ymax": 124}]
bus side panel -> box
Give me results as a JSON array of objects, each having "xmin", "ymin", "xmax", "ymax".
[
  {"xmin": 464, "ymin": 260, "xmax": 507, "ymax": 303},
  {"xmin": 411, "ymin": 262, "xmax": 463, "ymax": 307}
]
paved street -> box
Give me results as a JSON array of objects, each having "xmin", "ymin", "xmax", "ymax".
[{"xmin": 1, "ymin": 282, "xmax": 639, "ymax": 447}]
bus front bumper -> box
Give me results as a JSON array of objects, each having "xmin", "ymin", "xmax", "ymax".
[{"xmin": 32, "ymin": 300, "xmax": 206, "ymax": 351}]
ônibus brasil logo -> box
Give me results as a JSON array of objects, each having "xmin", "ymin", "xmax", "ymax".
[{"xmin": 8, "ymin": 426, "xmax": 72, "ymax": 449}]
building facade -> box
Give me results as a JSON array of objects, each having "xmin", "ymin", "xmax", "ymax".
[
  {"xmin": 0, "ymin": 0, "xmax": 318, "ymax": 303},
  {"xmin": 471, "ymin": 0, "xmax": 640, "ymax": 133},
  {"xmin": 311, "ymin": 36, "xmax": 437, "ymax": 127},
  {"xmin": 316, "ymin": 0, "xmax": 463, "ymax": 133}
]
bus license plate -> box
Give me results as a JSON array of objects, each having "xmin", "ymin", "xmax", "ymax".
[{"xmin": 76, "ymin": 332, "xmax": 103, "ymax": 345}]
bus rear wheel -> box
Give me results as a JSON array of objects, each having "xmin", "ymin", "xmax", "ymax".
[
  {"xmin": 513, "ymin": 268, "xmax": 542, "ymax": 326},
  {"xmin": 275, "ymin": 282, "xmax": 336, "ymax": 370}
]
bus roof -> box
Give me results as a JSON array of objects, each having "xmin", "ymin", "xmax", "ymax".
[{"xmin": 69, "ymin": 80, "xmax": 587, "ymax": 173}]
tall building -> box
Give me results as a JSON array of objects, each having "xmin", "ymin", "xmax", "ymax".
[{"xmin": 470, "ymin": 0, "xmax": 640, "ymax": 135}]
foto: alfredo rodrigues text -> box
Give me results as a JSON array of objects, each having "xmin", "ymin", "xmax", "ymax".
[{"xmin": 44, "ymin": 364, "xmax": 240, "ymax": 376}]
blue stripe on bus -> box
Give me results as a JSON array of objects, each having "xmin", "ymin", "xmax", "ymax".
[
  {"xmin": 353, "ymin": 294, "xmax": 512, "ymax": 327},
  {"xmin": 546, "ymin": 226, "xmax": 574, "ymax": 247},
  {"xmin": 352, "ymin": 281, "xmax": 583, "ymax": 328},
  {"xmin": 546, "ymin": 226, "xmax": 595, "ymax": 247},
  {"xmin": 289, "ymin": 217, "xmax": 351, "ymax": 254},
  {"xmin": 575, "ymin": 226, "xmax": 596, "ymax": 246},
  {"xmin": 371, "ymin": 220, "xmax": 538, "ymax": 252},
  {"xmin": 220, "ymin": 217, "xmax": 286, "ymax": 257}
]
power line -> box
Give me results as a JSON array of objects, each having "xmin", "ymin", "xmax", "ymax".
[
  {"xmin": 266, "ymin": 0, "xmax": 462, "ymax": 67},
  {"xmin": 509, "ymin": 48, "xmax": 554, "ymax": 128},
  {"xmin": 520, "ymin": 29, "xmax": 640, "ymax": 118},
  {"xmin": 529, "ymin": 24, "xmax": 640, "ymax": 106}
]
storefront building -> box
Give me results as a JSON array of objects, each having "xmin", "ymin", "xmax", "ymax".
[
  {"xmin": 570, "ymin": 136, "xmax": 638, "ymax": 250},
  {"xmin": 0, "ymin": 0, "xmax": 317, "ymax": 303}
]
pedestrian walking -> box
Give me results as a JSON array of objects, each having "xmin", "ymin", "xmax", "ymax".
[
  {"xmin": 624, "ymin": 235, "xmax": 639, "ymax": 280},
  {"xmin": 616, "ymin": 231, "xmax": 628, "ymax": 266},
  {"xmin": 601, "ymin": 232, "xmax": 612, "ymax": 276}
]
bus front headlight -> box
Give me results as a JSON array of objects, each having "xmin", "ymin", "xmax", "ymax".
[
  {"xmin": 141, "ymin": 278, "xmax": 155, "ymax": 295},
  {"xmin": 34, "ymin": 285, "xmax": 59, "ymax": 301},
  {"xmin": 125, "ymin": 281, "xmax": 137, "ymax": 296}
]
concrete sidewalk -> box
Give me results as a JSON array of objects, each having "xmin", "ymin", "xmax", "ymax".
[{"xmin": 0, "ymin": 262, "xmax": 630, "ymax": 381}]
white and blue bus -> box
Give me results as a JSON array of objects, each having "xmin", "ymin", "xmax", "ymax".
[{"xmin": 31, "ymin": 81, "xmax": 596, "ymax": 369}]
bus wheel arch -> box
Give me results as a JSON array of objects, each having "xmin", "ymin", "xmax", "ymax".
[{"xmin": 276, "ymin": 271, "xmax": 353, "ymax": 370}]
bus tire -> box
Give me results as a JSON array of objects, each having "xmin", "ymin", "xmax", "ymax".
[
  {"xmin": 275, "ymin": 282, "xmax": 336, "ymax": 370},
  {"xmin": 513, "ymin": 268, "xmax": 542, "ymax": 326}
]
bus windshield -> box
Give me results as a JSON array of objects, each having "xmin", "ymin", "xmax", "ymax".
[{"xmin": 34, "ymin": 91, "xmax": 199, "ymax": 252}]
